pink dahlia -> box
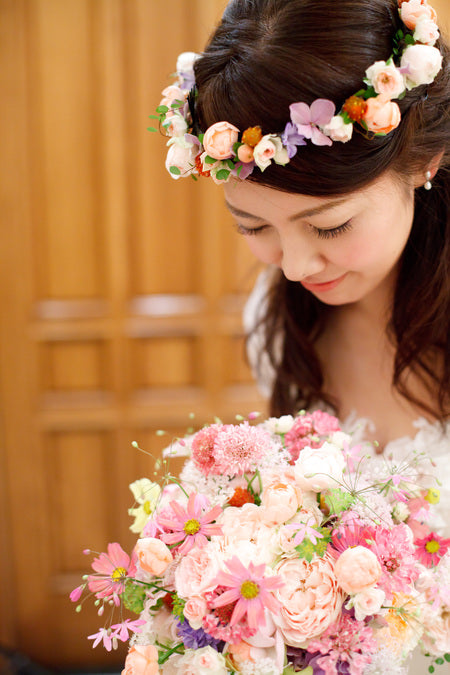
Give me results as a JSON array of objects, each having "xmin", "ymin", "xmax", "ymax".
[
  {"xmin": 87, "ymin": 542, "xmax": 136, "ymax": 604},
  {"xmin": 211, "ymin": 556, "xmax": 283, "ymax": 630},
  {"xmin": 415, "ymin": 532, "xmax": 450, "ymax": 568},
  {"xmin": 213, "ymin": 423, "xmax": 272, "ymax": 475},
  {"xmin": 158, "ymin": 492, "xmax": 222, "ymax": 555},
  {"xmin": 307, "ymin": 613, "xmax": 378, "ymax": 675},
  {"xmin": 369, "ymin": 524, "xmax": 419, "ymax": 596},
  {"xmin": 191, "ymin": 424, "xmax": 226, "ymax": 475}
]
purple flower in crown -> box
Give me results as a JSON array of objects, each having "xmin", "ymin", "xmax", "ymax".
[
  {"xmin": 289, "ymin": 99, "xmax": 336, "ymax": 147},
  {"xmin": 281, "ymin": 122, "xmax": 307, "ymax": 158}
]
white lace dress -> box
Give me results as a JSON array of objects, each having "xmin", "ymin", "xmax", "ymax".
[{"xmin": 244, "ymin": 269, "xmax": 450, "ymax": 675}]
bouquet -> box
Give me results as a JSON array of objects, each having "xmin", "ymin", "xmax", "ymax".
[{"xmin": 71, "ymin": 410, "xmax": 450, "ymax": 675}]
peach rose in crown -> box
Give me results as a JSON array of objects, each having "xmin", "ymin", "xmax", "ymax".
[
  {"xmin": 363, "ymin": 96, "xmax": 401, "ymax": 134},
  {"xmin": 334, "ymin": 545, "xmax": 382, "ymax": 594},
  {"xmin": 400, "ymin": 0, "xmax": 437, "ymax": 31},
  {"xmin": 122, "ymin": 645, "xmax": 159, "ymax": 675},
  {"xmin": 414, "ymin": 14, "xmax": 440, "ymax": 46},
  {"xmin": 203, "ymin": 121, "xmax": 239, "ymax": 160},
  {"xmin": 400, "ymin": 44, "xmax": 443, "ymax": 89},
  {"xmin": 160, "ymin": 85, "xmax": 185, "ymax": 109},
  {"xmin": 134, "ymin": 537, "xmax": 173, "ymax": 576}
]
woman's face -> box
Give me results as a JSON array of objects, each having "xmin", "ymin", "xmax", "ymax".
[{"xmin": 224, "ymin": 172, "xmax": 416, "ymax": 308}]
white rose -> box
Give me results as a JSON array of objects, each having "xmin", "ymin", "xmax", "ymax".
[
  {"xmin": 253, "ymin": 135, "xmax": 289, "ymax": 171},
  {"xmin": 321, "ymin": 115, "xmax": 353, "ymax": 143},
  {"xmin": 400, "ymin": 44, "xmax": 443, "ymax": 90},
  {"xmin": 414, "ymin": 15, "xmax": 440, "ymax": 46},
  {"xmin": 176, "ymin": 51, "xmax": 200, "ymax": 77},
  {"xmin": 165, "ymin": 137, "xmax": 198, "ymax": 179},
  {"xmin": 175, "ymin": 646, "xmax": 228, "ymax": 675},
  {"xmin": 265, "ymin": 415, "xmax": 295, "ymax": 434},
  {"xmin": 365, "ymin": 60, "xmax": 406, "ymax": 99},
  {"xmin": 350, "ymin": 587, "xmax": 386, "ymax": 621},
  {"xmin": 162, "ymin": 112, "xmax": 188, "ymax": 138},
  {"xmin": 294, "ymin": 441, "xmax": 346, "ymax": 492},
  {"xmin": 329, "ymin": 430, "xmax": 353, "ymax": 449}
]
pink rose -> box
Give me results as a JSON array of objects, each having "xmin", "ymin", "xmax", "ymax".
[
  {"xmin": 135, "ymin": 537, "xmax": 173, "ymax": 576},
  {"xmin": 203, "ymin": 121, "xmax": 239, "ymax": 160},
  {"xmin": 363, "ymin": 96, "xmax": 401, "ymax": 134},
  {"xmin": 174, "ymin": 646, "xmax": 228, "ymax": 675},
  {"xmin": 365, "ymin": 61, "xmax": 406, "ymax": 99},
  {"xmin": 400, "ymin": 0, "xmax": 437, "ymax": 31},
  {"xmin": 334, "ymin": 545, "xmax": 381, "ymax": 594},
  {"xmin": 174, "ymin": 545, "xmax": 220, "ymax": 598},
  {"xmin": 165, "ymin": 138, "xmax": 198, "ymax": 179},
  {"xmin": 183, "ymin": 595, "xmax": 208, "ymax": 629},
  {"xmin": 160, "ymin": 85, "xmax": 185, "ymax": 109},
  {"xmin": 122, "ymin": 645, "xmax": 159, "ymax": 675},
  {"xmin": 351, "ymin": 587, "xmax": 386, "ymax": 621},
  {"xmin": 400, "ymin": 44, "xmax": 443, "ymax": 89},
  {"xmin": 273, "ymin": 553, "xmax": 344, "ymax": 647},
  {"xmin": 414, "ymin": 14, "xmax": 440, "ymax": 46},
  {"xmin": 261, "ymin": 471, "xmax": 303, "ymax": 526}
]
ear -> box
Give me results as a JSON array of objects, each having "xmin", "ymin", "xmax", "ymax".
[{"xmin": 413, "ymin": 150, "xmax": 445, "ymax": 188}]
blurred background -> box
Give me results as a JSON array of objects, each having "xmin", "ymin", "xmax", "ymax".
[{"xmin": 0, "ymin": 0, "xmax": 449, "ymax": 672}]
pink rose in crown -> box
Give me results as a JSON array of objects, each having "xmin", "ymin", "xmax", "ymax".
[
  {"xmin": 400, "ymin": 0, "xmax": 437, "ymax": 31},
  {"xmin": 203, "ymin": 121, "xmax": 239, "ymax": 160},
  {"xmin": 365, "ymin": 61, "xmax": 406, "ymax": 99}
]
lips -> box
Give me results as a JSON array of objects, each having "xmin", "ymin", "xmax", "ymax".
[{"xmin": 300, "ymin": 273, "xmax": 347, "ymax": 292}]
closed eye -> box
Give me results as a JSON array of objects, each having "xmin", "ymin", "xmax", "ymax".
[
  {"xmin": 235, "ymin": 223, "xmax": 269, "ymax": 236},
  {"xmin": 312, "ymin": 220, "xmax": 353, "ymax": 239}
]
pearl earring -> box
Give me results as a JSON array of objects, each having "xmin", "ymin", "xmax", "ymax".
[{"xmin": 424, "ymin": 171, "xmax": 432, "ymax": 190}]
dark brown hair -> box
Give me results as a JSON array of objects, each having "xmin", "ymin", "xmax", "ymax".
[{"xmin": 194, "ymin": 0, "xmax": 450, "ymax": 419}]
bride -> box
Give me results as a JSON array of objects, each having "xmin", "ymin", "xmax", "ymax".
[{"xmin": 156, "ymin": 0, "xmax": 449, "ymax": 671}]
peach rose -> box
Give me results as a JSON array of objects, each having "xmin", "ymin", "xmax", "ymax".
[
  {"xmin": 363, "ymin": 96, "xmax": 401, "ymax": 134},
  {"xmin": 261, "ymin": 472, "xmax": 303, "ymax": 526},
  {"xmin": 273, "ymin": 552, "xmax": 344, "ymax": 647},
  {"xmin": 122, "ymin": 645, "xmax": 159, "ymax": 675},
  {"xmin": 334, "ymin": 545, "xmax": 381, "ymax": 594},
  {"xmin": 203, "ymin": 121, "xmax": 239, "ymax": 160},
  {"xmin": 400, "ymin": 0, "xmax": 437, "ymax": 31},
  {"xmin": 183, "ymin": 595, "xmax": 207, "ymax": 630},
  {"xmin": 173, "ymin": 646, "xmax": 228, "ymax": 675},
  {"xmin": 365, "ymin": 61, "xmax": 406, "ymax": 99},
  {"xmin": 135, "ymin": 537, "xmax": 173, "ymax": 576},
  {"xmin": 219, "ymin": 502, "xmax": 264, "ymax": 541},
  {"xmin": 174, "ymin": 544, "xmax": 220, "ymax": 598},
  {"xmin": 160, "ymin": 85, "xmax": 185, "ymax": 109},
  {"xmin": 165, "ymin": 138, "xmax": 198, "ymax": 179}
]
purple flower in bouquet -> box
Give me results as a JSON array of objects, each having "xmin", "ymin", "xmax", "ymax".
[
  {"xmin": 176, "ymin": 618, "xmax": 223, "ymax": 650},
  {"xmin": 158, "ymin": 492, "xmax": 223, "ymax": 555}
]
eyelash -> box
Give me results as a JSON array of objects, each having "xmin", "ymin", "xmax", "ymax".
[{"xmin": 236, "ymin": 221, "xmax": 353, "ymax": 238}]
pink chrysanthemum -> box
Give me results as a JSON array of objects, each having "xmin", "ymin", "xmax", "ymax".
[
  {"xmin": 191, "ymin": 424, "xmax": 226, "ymax": 475},
  {"xmin": 369, "ymin": 524, "xmax": 419, "ymax": 596},
  {"xmin": 415, "ymin": 532, "xmax": 450, "ymax": 568},
  {"xmin": 158, "ymin": 492, "xmax": 222, "ymax": 555},
  {"xmin": 211, "ymin": 556, "xmax": 283, "ymax": 630},
  {"xmin": 307, "ymin": 613, "xmax": 378, "ymax": 675},
  {"xmin": 213, "ymin": 423, "xmax": 272, "ymax": 475},
  {"xmin": 284, "ymin": 411, "xmax": 340, "ymax": 463},
  {"xmin": 87, "ymin": 543, "xmax": 136, "ymax": 604}
]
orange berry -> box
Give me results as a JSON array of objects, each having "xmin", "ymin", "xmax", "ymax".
[
  {"xmin": 342, "ymin": 95, "xmax": 368, "ymax": 123},
  {"xmin": 228, "ymin": 487, "xmax": 255, "ymax": 507},
  {"xmin": 242, "ymin": 126, "xmax": 263, "ymax": 147},
  {"xmin": 195, "ymin": 153, "xmax": 211, "ymax": 177}
]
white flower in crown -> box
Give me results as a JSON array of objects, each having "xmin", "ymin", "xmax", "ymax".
[
  {"xmin": 365, "ymin": 60, "xmax": 406, "ymax": 99},
  {"xmin": 322, "ymin": 115, "xmax": 354, "ymax": 143},
  {"xmin": 176, "ymin": 51, "xmax": 200, "ymax": 91},
  {"xmin": 253, "ymin": 134, "xmax": 289, "ymax": 172},
  {"xmin": 400, "ymin": 43, "xmax": 443, "ymax": 89},
  {"xmin": 414, "ymin": 14, "xmax": 440, "ymax": 46},
  {"xmin": 165, "ymin": 134, "xmax": 199, "ymax": 179},
  {"xmin": 162, "ymin": 111, "xmax": 188, "ymax": 138}
]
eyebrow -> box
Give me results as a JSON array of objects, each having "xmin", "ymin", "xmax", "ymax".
[{"xmin": 224, "ymin": 197, "xmax": 349, "ymax": 222}]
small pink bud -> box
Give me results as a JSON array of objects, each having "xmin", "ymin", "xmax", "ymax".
[
  {"xmin": 70, "ymin": 585, "xmax": 84, "ymax": 602},
  {"xmin": 237, "ymin": 144, "xmax": 254, "ymax": 163},
  {"xmin": 83, "ymin": 548, "xmax": 91, "ymax": 555},
  {"xmin": 248, "ymin": 411, "xmax": 261, "ymax": 420}
]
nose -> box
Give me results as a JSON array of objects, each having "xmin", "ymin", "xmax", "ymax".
[{"xmin": 278, "ymin": 233, "xmax": 326, "ymax": 282}]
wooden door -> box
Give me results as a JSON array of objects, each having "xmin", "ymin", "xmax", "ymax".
[{"xmin": 0, "ymin": 0, "xmax": 265, "ymax": 669}]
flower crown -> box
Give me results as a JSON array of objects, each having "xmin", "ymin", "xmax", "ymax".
[{"xmin": 149, "ymin": 0, "xmax": 443, "ymax": 184}]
